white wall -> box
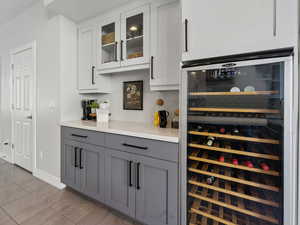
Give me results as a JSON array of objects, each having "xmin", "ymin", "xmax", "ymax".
[
  {"xmin": 89, "ymin": 70, "xmax": 179, "ymax": 124},
  {"xmin": 0, "ymin": 2, "xmax": 80, "ymax": 179},
  {"xmin": 0, "ymin": 1, "xmax": 48, "ymax": 163}
]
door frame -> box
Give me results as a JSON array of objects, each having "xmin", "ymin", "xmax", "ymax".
[{"xmin": 10, "ymin": 41, "xmax": 37, "ymax": 172}]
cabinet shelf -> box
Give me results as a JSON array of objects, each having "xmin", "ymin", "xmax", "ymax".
[
  {"xmin": 188, "ymin": 143, "xmax": 280, "ymax": 160},
  {"xmin": 188, "ymin": 187, "xmax": 279, "ymax": 224},
  {"xmin": 126, "ymin": 35, "xmax": 144, "ymax": 42},
  {"xmin": 189, "ymin": 91, "xmax": 279, "ymax": 96},
  {"xmin": 188, "ymin": 162, "xmax": 279, "ymax": 192},
  {"xmin": 188, "ymin": 175, "xmax": 279, "ymax": 207},
  {"xmin": 189, "ymin": 107, "xmax": 280, "ymax": 114},
  {"xmin": 102, "ymin": 42, "xmax": 116, "ymax": 48},
  {"xmin": 188, "ymin": 152, "xmax": 279, "ymax": 176},
  {"xmin": 188, "ymin": 131, "xmax": 280, "ymax": 144}
]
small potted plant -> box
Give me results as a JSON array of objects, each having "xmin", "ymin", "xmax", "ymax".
[{"xmin": 89, "ymin": 102, "xmax": 99, "ymax": 120}]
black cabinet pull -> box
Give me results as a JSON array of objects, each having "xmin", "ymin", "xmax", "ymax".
[
  {"xmin": 150, "ymin": 56, "xmax": 154, "ymax": 79},
  {"xmin": 122, "ymin": 143, "xmax": 148, "ymax": 150},
  {"xmin": 74, "ymin": 147, "xmax": 78, "ymax": 168},
  {"xmin": 79, "ymin": 149, "xmax": 84, "ymax": 169},
  {"xmin": 71, "ymin": 134, "xmax": 88, "ymax": 139},
  {"xmin": 129, "ymin": 161, "xmax": 133, "ymax": 187},
  {"xmin": 184, "ymin": 19, "xmax": 188, "ymax": 52},
  {"xmin": 114, "ymin": 41, "xmax": 118, "ymax": 62},
  {"xmin": 92, "ymin": 66, "xmax": 95, "ymax": 85},
  {"xmin": 136, "ymin": 162, "xmax": 141, "ymax": 190},
  {"xmin": 120, "ymin": 40, "xmax": 124, "ymax": 61}
]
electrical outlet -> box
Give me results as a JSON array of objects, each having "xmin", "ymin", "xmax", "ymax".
[{"xmin": 40, "ymin": 151, "xmax": 43, "ymax": 160}]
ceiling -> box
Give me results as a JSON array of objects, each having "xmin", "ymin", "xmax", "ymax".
[
  {"xmin": 46, "ymin": 0, "xmax": 133, "ymax": 22},
  {"xmin": 0, "ymin": 0, "xmax": 40, "ymax": 25}
]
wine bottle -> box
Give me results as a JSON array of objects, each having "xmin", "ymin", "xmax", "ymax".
[
  {"xmin": 232, "ymin": 158, "xmax": 239, "ymax": 165},
  {"xmin": 207, "ymin": 136, "xmax": 215, "ymax": 146},
  {"xmin": 218, "ymin": 154, "xmax": 225, "ymax": 162},
  {"xmin": 231, "ymin": 127, "xmax": 240, "ymax": 136},
  {"xmin": 257, "ymin": 160, "xmax": 270, "ymax": 171},
  {"xmin": 219, "ymin": 127, "xmax": 226, "ymax": 134},
  {"xmin": 206, "ymin": 176, "xmax": 215, "ymax": 185},
  {"xmin": 243, "ymin": 159, "xmax": 254, "ymax": 168},
  {"xmin": 197, "ymin": 125, "xmax": 204, "ymax": 131}
]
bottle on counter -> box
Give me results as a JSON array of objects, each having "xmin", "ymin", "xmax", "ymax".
[
  {"xmin": 171, "ymin": 109, "xmax": 179, "ymax": 129},
  {"xmin": 154, "ymin": 111, "xmax": 160, "ymax": 127}
]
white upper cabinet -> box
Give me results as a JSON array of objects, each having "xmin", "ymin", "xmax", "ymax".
[
  {"xmin": 121, "ymin": 5, "xmax": 150, "ymax": 67},
  {"xmin": 97, "ymin": 4, "xmax": 150, "ymax": 74},
  {"xmin": 150, "ymin": 0, "xmax": 181, "ymax": 91},
  {"xmin": 78, "ymin": 25, "xmax": 111, "ymax": 93},
  {"xmin": 78, "ymin": 25, "xmax": 97, "ymax": 91},
  {"xmin": 97, "ymin": 16, "xmax": 121, "ymax": 71},
  {"xmin": 182, "ymin": 0, "xmax": 298, "ymax": 61}
]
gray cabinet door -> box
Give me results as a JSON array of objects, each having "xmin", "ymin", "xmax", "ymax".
[
  {"xmin": 135, "ymin": 155, "xmax": 178, "ymax": 225},
  {"xmin": 61, "ymin": 139, "xmax": 81, "ymax": 191},
  {"xmin": 79, "ymin": 143, "xmax": 106, "ymax": 202},
  {"xmin": 105, "ymin": 149, "xmax": 135, "ymax": 217}
]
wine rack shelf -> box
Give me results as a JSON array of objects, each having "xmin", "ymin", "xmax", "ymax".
[
  {"xmin": 188, "ymin": 176, "xmax": 279, "ymax": 207},
  {"xmin": 189, "ymin": 107, "xmax": 280, "ymax": 114},
  {"xmin": 188, "ymin": 131, "xmax": 280, "ymax": 144},
  {"xmin": 188, "ymin": 162, "xmax": 279, "ymax": 192},
  {"xmin": 188, "ymin": 143, "xmax": 280, "ymax": 160},
  {"xmin": 188, "ymin": 187, "xmax": 279, "ymax": 224},
  {"xmin": 188, "ymin": 153, "xmax": 279, "ymax": 176},
  {"xmin": 189, "ymin": 91, "xmax": 279, "ymax": 96},
  {"xmin": 189, "ymin": 199, "xmax": 275, "ymax": 225}
]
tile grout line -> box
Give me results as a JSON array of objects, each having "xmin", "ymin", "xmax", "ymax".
[{"xmin": 0, "ymin": 205, "xmax": 21, "ymax": 225}]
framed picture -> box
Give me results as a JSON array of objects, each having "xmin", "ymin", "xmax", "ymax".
[{"xmin": 123, "ymin": 80, "xmax": 143, "ymax": 110}]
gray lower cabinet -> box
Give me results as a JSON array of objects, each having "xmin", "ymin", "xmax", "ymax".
[
  {"xmin": 61, "ymin": 139, "xmax": 106, "ymax": 202},
  {"xmin": 79, "ymin": 143, "xmax": 106, "ymax": 202},
  {"xmin": 61, "ymin": 139, "xmax": 81, "ymax": 191},
  {"xmin": 105, "ymin": 149, "xmax": 136, "ymax": 217},
  {"xmin": 105, "ymin": 148, "xmax": 178, "ymax": 225},
  {"xmin": 61, "ymin": 127, "xmax": 179, "ymax": 225},
  {"xmin": 135, "ymin": 155, "xmax": 178, "ymax": 225}
]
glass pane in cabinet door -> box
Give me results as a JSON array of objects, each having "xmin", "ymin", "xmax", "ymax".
[
  {"xmin": 126, "ymin": 13, "xmax": 144, "ymax": 60},
  {"xmin": 101, "ymin": 23, "xmax": 117, "ymax": 64}
]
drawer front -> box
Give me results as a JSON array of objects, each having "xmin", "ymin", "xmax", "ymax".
[
  {"xmin": 105, "ymin": 134, "xmax": 178, "ymax": 162},
  {"xmin": 62, "ymin": 127, "xmax": 105, "ymax": 146}
]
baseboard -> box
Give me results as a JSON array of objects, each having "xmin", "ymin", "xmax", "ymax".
[{"xmin": 33, "ymin": 169, "xmax": 66, "ymax": 190}]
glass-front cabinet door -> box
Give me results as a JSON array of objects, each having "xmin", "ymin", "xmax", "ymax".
[
  {"xmin": 121, "ymin": 5, "xmax": 150, "ymax": 67},
  {"xmin": 98, "ymin": 17, "xmax": 121, "ymax": 70}
]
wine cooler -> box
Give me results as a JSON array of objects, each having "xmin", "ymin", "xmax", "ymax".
[{"xmin": 180, "ymin": 51, "xmax": 297, "ymax": 225}]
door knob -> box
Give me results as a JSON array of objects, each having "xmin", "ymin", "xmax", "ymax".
[{"xmin": 27, "ymin": 115, "xmax": 33, "ymax": 119}]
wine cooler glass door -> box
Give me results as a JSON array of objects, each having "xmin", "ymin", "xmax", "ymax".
[{"xmin": 181, "ymin": 56, "xmax": 296, "ymax": 225}]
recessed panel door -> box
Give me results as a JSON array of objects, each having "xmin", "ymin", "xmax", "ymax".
[{"xmin": 12, "ymin": 46, "xmax": 34, "ymax": 172}]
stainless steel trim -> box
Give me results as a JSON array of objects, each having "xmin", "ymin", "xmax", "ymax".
[
  {"xmin": 181, "ymin": 56, "xmax": 296, "ymax": 225},
  {"xmin": 180, "ymin": 67, "xmax": 188, "ymax": 225},
  {"xmin": 273, "ymin": 0, "xmax": 277, "ymax": 36},
  {"xmin": 283, "ymin": 56, "xmax": 297, "ymax": 225}
]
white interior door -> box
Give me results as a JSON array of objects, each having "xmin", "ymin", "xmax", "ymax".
[{"xmin": 12, "ymin": 44, "xmax": 35, "ymax": 172}]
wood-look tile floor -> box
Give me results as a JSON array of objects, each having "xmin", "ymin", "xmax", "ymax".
[{"xmin": 0, "ymin": 158, "xmax": 140, "ymax": 225}]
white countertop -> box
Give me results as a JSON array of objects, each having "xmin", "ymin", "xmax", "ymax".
[{"xmin": 61, "ymin": 120, "xmax": 179, "ymax": 143}]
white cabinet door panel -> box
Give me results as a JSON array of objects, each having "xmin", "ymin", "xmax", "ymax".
[
  {"xmin": 182, "ymin": 0, "xmax": 276, "ymax": 61},
  {"xmin": 78, "ymin": 26, "xmax": 97, "ymax": 90},
  {"xmin": 150, "ymin": 0, "xmax": 181, "ymax": 90}
]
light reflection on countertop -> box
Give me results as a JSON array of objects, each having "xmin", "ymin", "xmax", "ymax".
[{"xmin": 61, "ymin": 120, "xmax": 179, "ymax": 143}]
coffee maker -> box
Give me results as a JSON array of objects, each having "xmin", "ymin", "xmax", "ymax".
[{"xmin": 81, "ymin": 99, "xmax": 96, "ymax": 120}]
